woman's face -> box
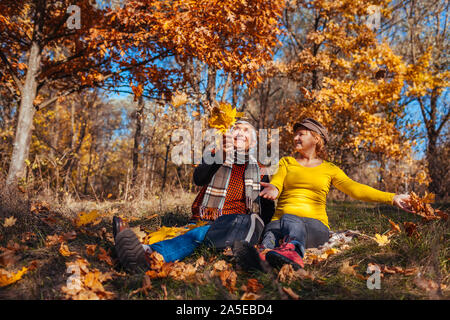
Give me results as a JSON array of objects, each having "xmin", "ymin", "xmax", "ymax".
[
  {"xmin": 293, "ymin": 128, "xmax": 318, "ymax": 153},
  {"xmin": 231, "ymin": 123, "xmax": 256, "ymax": 151}
]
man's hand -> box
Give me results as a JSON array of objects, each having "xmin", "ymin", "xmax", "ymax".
[
  {"xmin": 259, "ymin": 182, "xmax": 279, "ymax": 200},
  {"xmin": 393, "ymin": 194, "xmax": 415, "ymax": 213}
]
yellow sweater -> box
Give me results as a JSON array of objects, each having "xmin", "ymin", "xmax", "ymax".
[{"xmin": 270, "ymin": 157, "xmax": 395, "ymax": 229}]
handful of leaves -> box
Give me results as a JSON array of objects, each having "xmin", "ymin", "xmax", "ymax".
[{"xmin": 407, "ymin": 192, "xmax": 448, "ymax": 221}]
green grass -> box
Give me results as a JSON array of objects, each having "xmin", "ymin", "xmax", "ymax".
[{"xmin": 0, "ymin": 196, "xmax": 448, "ymax": 300}]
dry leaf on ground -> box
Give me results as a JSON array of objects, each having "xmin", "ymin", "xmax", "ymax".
[
  {"xmin": 339, "ymin": 261, "xmax": 358, "ymax": 276},
  {"xmin": 373, "ymin": 233, "xmax": 390, "ymax": 246},
  {"xmin": 97, "ymin": 248, "xmax": 114, "ymax": 266},
  {"xmin": 219, "ymin": 269, "xmax": 237, "ymax": 293},
  {"xmin": 0, "ymin": 266, "xmax": 28, "ymax": 287},
  {"xmin": 3, "ymin": 216, "xmax": 17, "ymax": 228},
  {"xmin": 278, "ymin": 264, "xmax": 315, "ymax": 284},
  {"xmin": 85, "ymin": 244, "xmax": 97, "ymax": 256},
  {"xmin": 241, "ymin": 292, "xmax": 261, "ymax": 300},
  {"xmin": 59, "ymin": 242, "xmax": 77, "ymax": 257}
]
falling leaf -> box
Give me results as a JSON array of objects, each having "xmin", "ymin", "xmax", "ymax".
[
  {"xmin": 3, "ymin": 216, "xmax": 17, "ymax": 228},
  {"xmin": 0, "ymin": 266, "xmax": 28, "ymax": 287},
  {"xmin": 373, "ymin": 233, "xmax": 390, "ymax": 246}
]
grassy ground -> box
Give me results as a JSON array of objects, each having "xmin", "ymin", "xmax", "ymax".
[{"xmin": 0, "ymin": 189, "xmax": 448, "ymax": 300}]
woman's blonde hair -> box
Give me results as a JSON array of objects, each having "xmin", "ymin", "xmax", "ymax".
[{"xmin": 310, "ymin": 131, "xmax": 328, "ymax": 160}]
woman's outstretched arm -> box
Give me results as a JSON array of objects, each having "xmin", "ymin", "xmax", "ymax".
[{"xmin": 331, "ymin": 165, "xmax": 414, "ymax": 213}]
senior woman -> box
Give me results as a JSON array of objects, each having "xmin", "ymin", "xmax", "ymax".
[{"xmin": 241, "ymin": 118, "xmax": 413, "ymax": 270}]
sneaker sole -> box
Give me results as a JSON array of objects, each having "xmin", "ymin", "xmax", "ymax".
[
  {"xmin": 233, "ymin": 241, "xmax": 265, "ymax": 272},
  {"xmin": 265, "ymin": 251, "xmax": 302, "ymax": 270},
  {"xmin": 115, "ymin": 229, "xmax": 149, "ymax": 272}
]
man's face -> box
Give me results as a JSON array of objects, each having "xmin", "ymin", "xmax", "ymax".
[{"xmin": 230, "ymin": 122, "xmax": 256, "ymax": 151}]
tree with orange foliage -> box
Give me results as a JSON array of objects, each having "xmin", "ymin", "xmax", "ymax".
[
  {"xmin": 266, "ymin": 0, "xmax": 413, "ymax": 179},
  {"xmin": 1, "ymin": 0, "xmax": 286, "ymax": 187}
]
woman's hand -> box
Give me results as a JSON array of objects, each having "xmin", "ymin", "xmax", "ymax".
[
  {"xmin": 259, "ymin": 182, "xmax": 279, "ymax": 200},
  {"xmin": 393, "ymin": 194, "xmax": 415, "ymax": 213}
]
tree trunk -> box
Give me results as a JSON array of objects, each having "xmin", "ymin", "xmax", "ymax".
[
  {"xmin": 426, "ymin": 133, "xmax": 440, "ymax": 196},
  {"xmin": 206, "ymin": 66, "xmax": 217, "ymax": 106},
  {"xmin": 6, "ymin": 41, "xmax": 41, "ymax": 185},
  {"xmin": 132, "ymin": 96, "xmax": 144, "ymax": 187},
  {"xmin": 161, "ymin": 143, "xmax": 171, "ymax": 191}
]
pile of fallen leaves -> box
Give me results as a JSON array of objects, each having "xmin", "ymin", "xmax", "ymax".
[
  {"xmin": 61, "ymin": 258, "xmax": 117, "ymax": 300},
  {"xmin": 2, "ymin": 195, "xmax": 448, "ymax": 300},
  {"xmin": 1, "ymin": 200, "xmax": 121, "ymax": 299}
]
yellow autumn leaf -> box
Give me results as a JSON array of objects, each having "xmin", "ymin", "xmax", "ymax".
[
  {"xmin": 142, "ymin": 221, "xmax": 208, "ymax": 245},
  {"xmin": 3, "ymin": 216, "xmax": 17, "ymax": 228},
  {"xmin": 59, "ymin": 242, "xmax": 76, "ymax": 257},
  {"xmin": 374, "ymin": 233, "xmax": 390, "ymax": 246},
  {"xmin": 75, "ymin": 210, "xmax": 101, "ymax": 227},
  {"xmin": 142, "ymin": 226, "xmax": 186, "ymax": 244},
  {"xmin": 0, "ymin": 266, "xmax": 28, "ymax": 287},
  {"xmin": 208, "ymin": 103, "xmax": 244, "ymax": 133}
]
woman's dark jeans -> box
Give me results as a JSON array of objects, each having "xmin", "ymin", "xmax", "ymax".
[{"xmin": 261, "ymin": 214, "xmax": 330, "ymax": 257}]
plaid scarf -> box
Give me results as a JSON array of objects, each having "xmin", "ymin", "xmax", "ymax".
[{"xmin": 199, "ymin": 153, "xmax": 261, "ymax": 220}]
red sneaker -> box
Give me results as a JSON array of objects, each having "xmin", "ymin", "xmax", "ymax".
[{"xmin": 265, "ymin": 242, "xmax": 304, "ymax": 270}]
